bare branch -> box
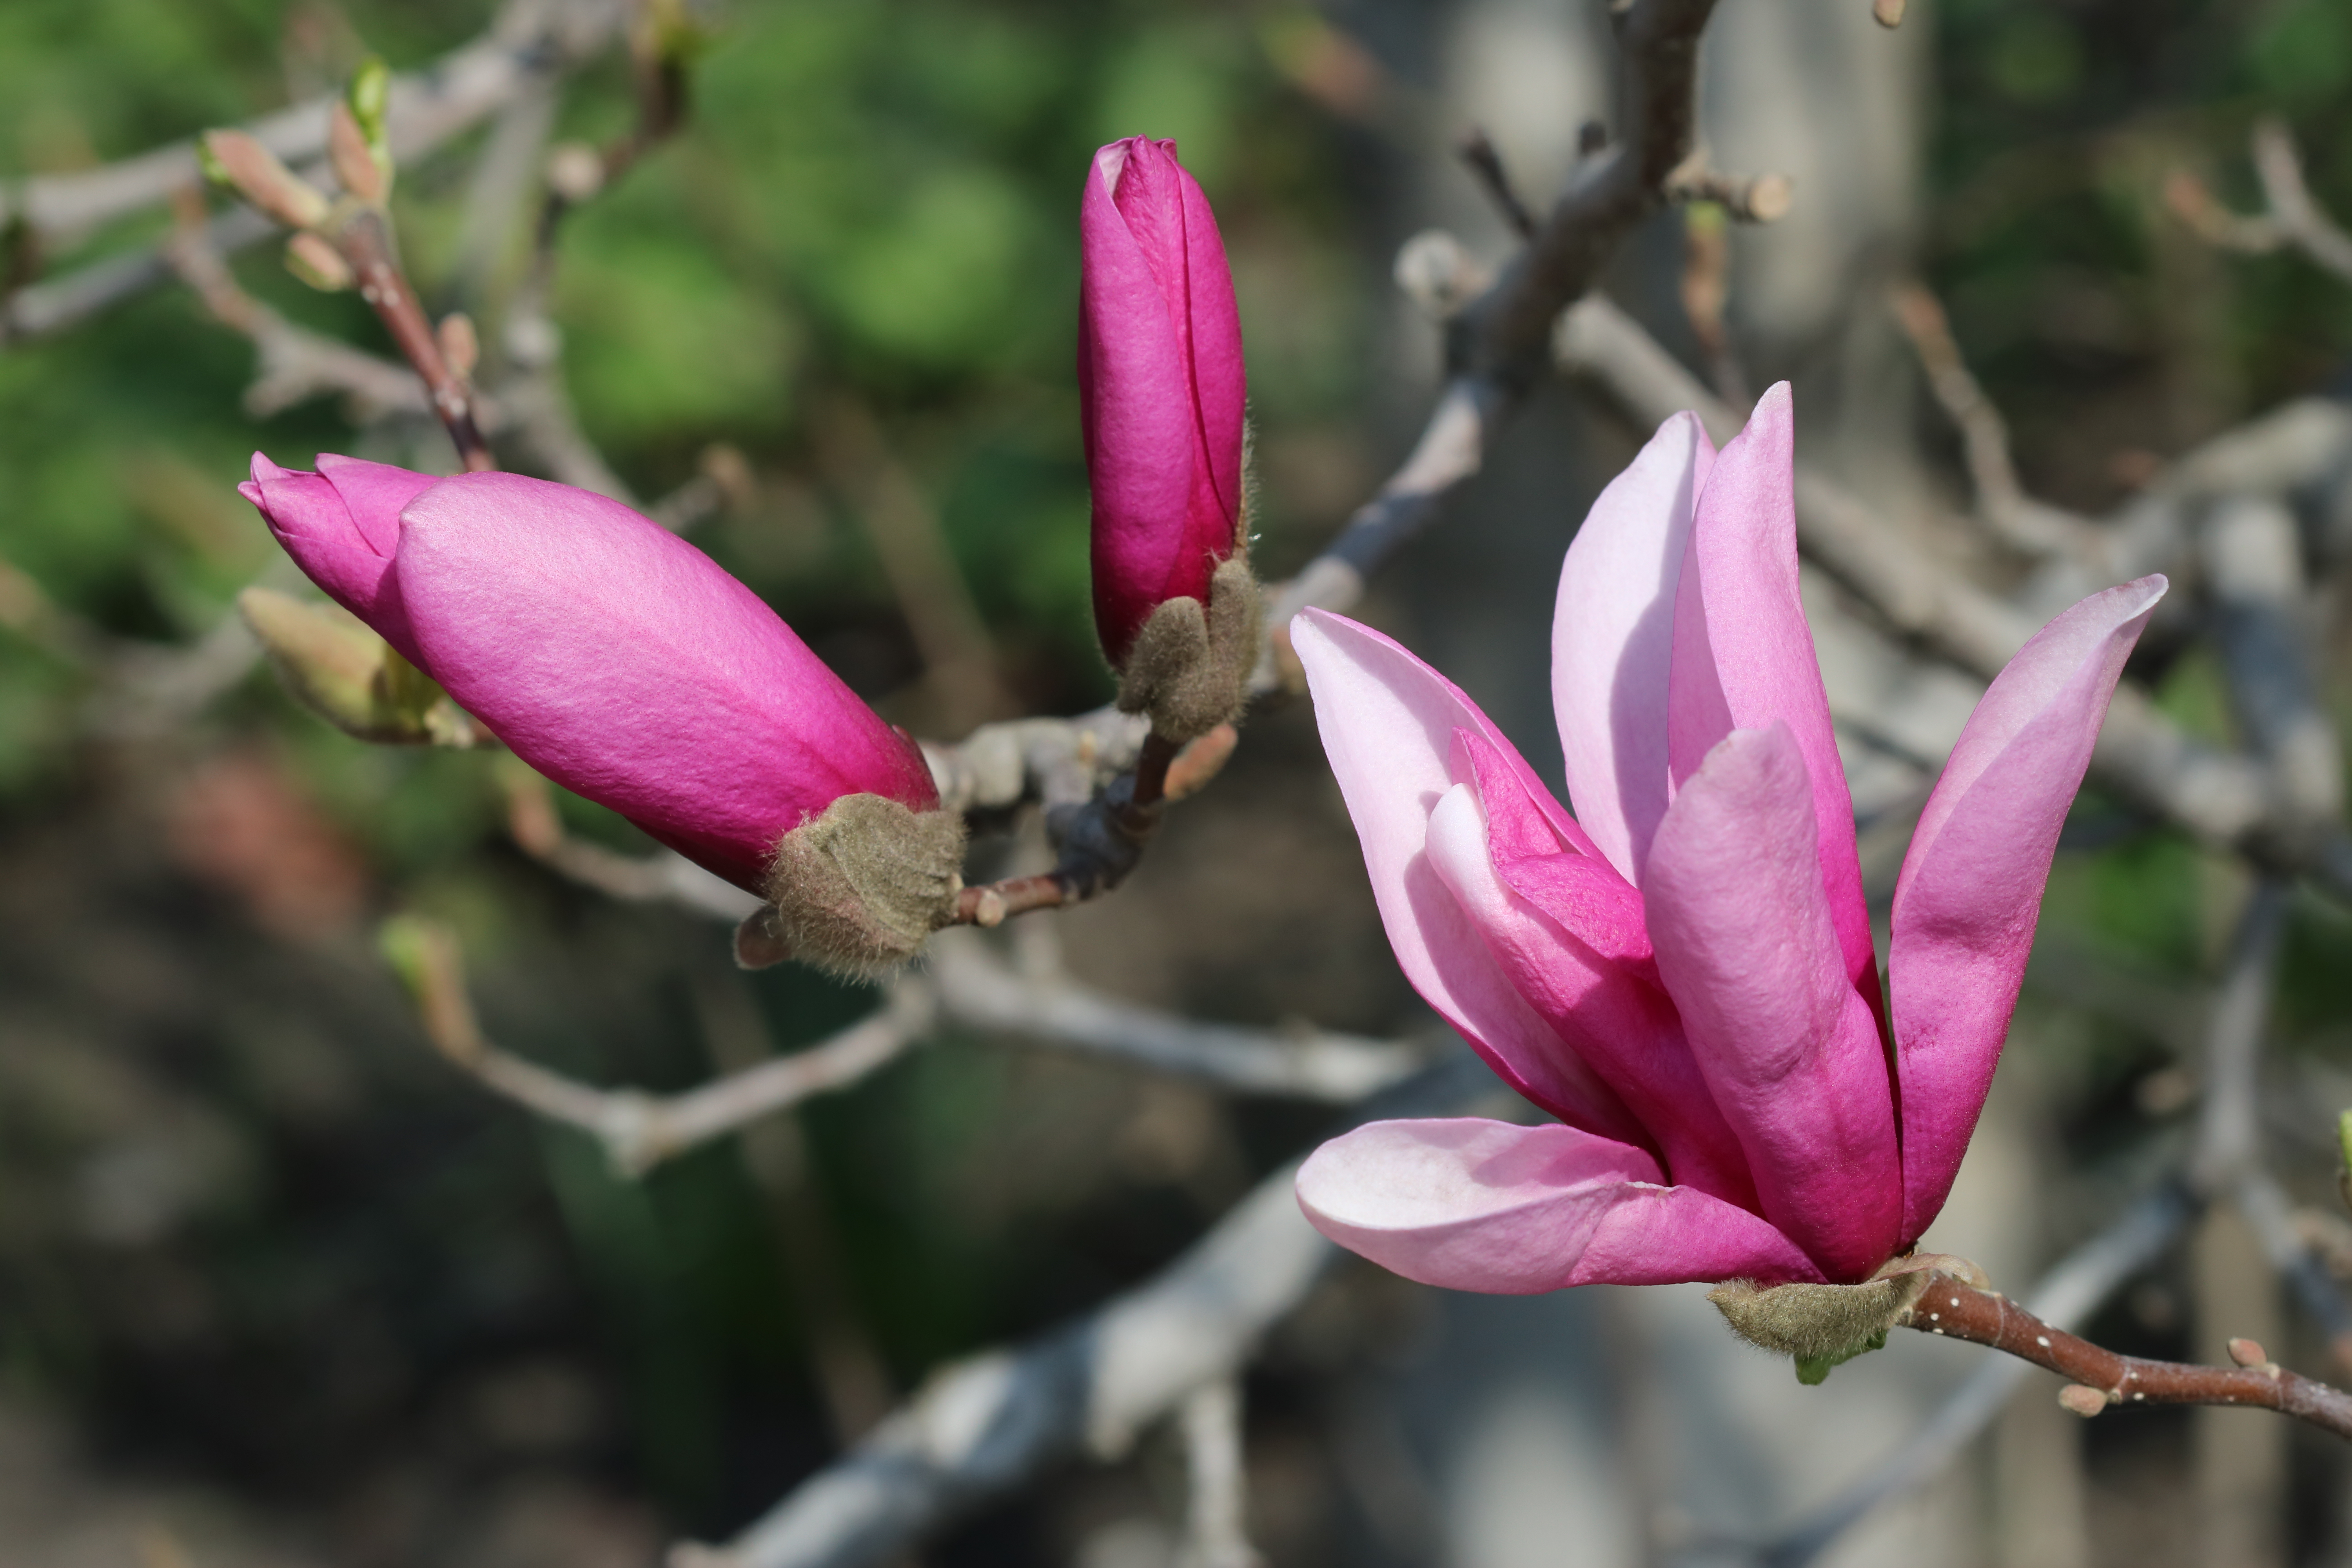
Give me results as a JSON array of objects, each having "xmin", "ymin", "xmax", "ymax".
[
  {"xmin": 1258, "ymin": 0, "xmax": 1721, "ymax": 658},
  {"xmin": 0, "ymin": 0, "xmax": 628, "ymax": 245},
  {"xmin": 1176, "ymin": 1379, "xmax": 1262, "ymax": 1568},
  {"xmin": 2, "ymin": 0, "xmax": 631, "ymax": 346},
  {"xmin": 1894, "ymin": 1270, "xmax": 2352, "ymax": 1439},
  {"xmin": 1887, "ymin": 281, "xmax": 2097, "ymax": 561},
  {"xmin": 2166, "ymin": 120, "xmax": 2352, "ymax": 285},
  {"xmin": 667, "ymin": 1053, "xmax": 1494, "ymax": 1568},
  {"xmin": 383, "ymin": 915, "xmax": 928, "ymax": 1177},
  {"xmin": 926, "ymin": 929, "xmax": 1428, "ymax": 1102}
]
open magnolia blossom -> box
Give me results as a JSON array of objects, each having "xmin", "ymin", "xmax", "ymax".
[
  {"xmin": 240, "ymin": 457, "xmax": 962, "ymax": 973},
  {"xmin": 1293, "ymin": 385, "xmax": 2163, "ymax": 1292},
  {"xmin": 1080, "ymin": 135, "xmax": 1259, "ymax": 741}
]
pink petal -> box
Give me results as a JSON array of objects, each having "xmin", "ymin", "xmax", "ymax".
[
  {"xmin": 1643, "ymin": 722, "xmax": 1902, "ymax": 1281},
  {"xmin": 1080, "ymin": 137, "xmax": 1244, "ymax": 664},
  {"xmin": 238, "ymin": 452, "xmax": 422, "ymax": 662},
  {"xmin": 1891, "ymin": 575, "xmax": 2165, "ymax": 1243},
  {"xmin": 1553, "ymin": 410, "xmax": 1713, "ymax": 882},
  {"xmin": 316, "ymin": 453, "xmax": 441, "ymax": 557},
  {"xmin": 1434, "ymin": 739, "xmax": 1758, "ymax": 1208},
  {"xmin": 1291, "ymin": 610, "xmax": 1646, "ymax": 1146},
  {"xmin": 1296, "ymin": 1118, "xmax": 1824, "ymax": 1292},
  {"xmin": 394, "ymin": 472, "xmax": 939, "ymax": 893},
  {"xmin": 1667, "ymin": 385, "xmax": 1880, "ymax": 1018}
]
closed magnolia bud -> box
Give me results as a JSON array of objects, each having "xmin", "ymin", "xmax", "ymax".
[
  {"xmin": 237, "ymin": 455, "xmax": 958, "ymax": 950},
  {"xmin": 1078, "ymin": 136, "xmax": 1259, "ymax": 740}
]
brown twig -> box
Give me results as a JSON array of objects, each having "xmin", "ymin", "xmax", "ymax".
[
  {"xmin": 2167, "ymin": 121, "xmax": 2352, "ymax": 285},
  {"xmin": 1898, "ymin": 1273, "xmax": 2352, "ymax": 1439},
  {"xmin": 334, "ymin": 207, "xmax": 494, "ymax": 469}
]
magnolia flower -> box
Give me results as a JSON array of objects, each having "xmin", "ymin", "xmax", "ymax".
[
  {"xmin": 1080, "ymin": 136, "xmax": 1258, "ymax": 740},
  {"xmin": 240, "ymin": 456, "xmax": 960, "ymax": 971},
  {"xmin": 1292, "ymin": 386, "xmax": 2162, "ymax": 1291}
]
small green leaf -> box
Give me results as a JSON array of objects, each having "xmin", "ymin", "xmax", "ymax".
[{"xmin": 1795, "ymin": 1327, "xmax": 1888, "ymax": 1385}]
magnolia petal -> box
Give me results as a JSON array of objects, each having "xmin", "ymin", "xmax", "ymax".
[
  {"xmin": 238, "ymin": 452, "xmax": 420, "ymax": 662},
  {"xmin": 1435, "ymin": 743, "xmax": 1759, "ymax": 1208},
  {"xmin": 1891, "ymin": 575, "xmax": 2165, "ymax": 1244},
  {"xmin": 1666, "ymin": 385, "xmax": 1879, "ymax": 1013},
  {"xmin": 395, "ymin": 472, "xmax": 938, "ymax": 893},
  {"xmin": 1296, "ymin": 1118, "xmax": 1823, "ymax": 1292},
  {"xmin": 316, "ymin": 453, "xmax": 440, "ymax": 558},
  {"xmin": 1292, "ymin": 610, "xmax": 1644, "ymax": 1145},
  {"xmin": 1644, "ymin": 722, "xmax": 1901, "ymax": 1281},
  {"xmin": 1553, "ymin": 410, "xmax": 1713, "ymax": 882}
]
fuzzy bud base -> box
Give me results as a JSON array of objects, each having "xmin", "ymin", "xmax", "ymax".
[
  {"xmin": 1115, "ymin": 556, "xmax": 1261, "ymax": 744},
  {"xmin": 754, "ymin": 793, "xmax": 967, "ymax": 978}
]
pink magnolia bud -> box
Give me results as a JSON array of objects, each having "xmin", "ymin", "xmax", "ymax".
[
  {"xmin": 1078, "ymin": 137, "xmax": 1248, "ymax": 669},
  {"xmin": 238, "ymin": 456, "xmax": 943, "ymax": 903}
]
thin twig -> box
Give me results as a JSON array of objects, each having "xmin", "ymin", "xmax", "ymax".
[
  {"xmin": 386, "ymin": 916, "xmax": 928, "ymax": 1177},
  {"xmin": 926, "ymin": 929, "xmax": 1427, "ymax": 1103},
  {"xmin": 1895, "ymin": 1271, "xmax": 2352, "ymax": 1438},
  {"xmin": 2, "ymin": 0, "xmax": 632, "ymax": 346},
  {"xmin": 2171, "ymin": 120, "xmax": 2352, "ymax": 284},
  {"xmin": 1258, "ymin": 0, "xmax": 1722, "ymax": 667},
  {"xmin": 1749, "ymin": 1183, "xmax": 2198, "ymax": 1567},
  {"xmin": 334, "ymin": 207, "xmax": 494, "ymax": 470},
  {"xmin": 1887, "ymin": 280, "xmax": 2096, "ymax": 561}
]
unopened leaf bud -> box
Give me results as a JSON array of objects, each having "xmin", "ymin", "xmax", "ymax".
[
  {"xmin": 284, "ymin": 230, "xmax": 354, "ymax": 291},
  {"xmin": 238, "ymin": 586, "xmax": 475, "ymax": 746},
  {"xmin": 347, "ymin": 56, "xmax": 392, "ymax": 147},
  {"xmin": 1871, "ymin": 0, "xmax": 1907, "ymax": 26},
  {"xmin": 2227, "ymin": 1336, "xmax": 2269, "ymax": 1368},
  {"xmin": 2057, "ymin": 1385, "xmax": 2107, "ymax": 1417},
  {"xmin": 201, "ymin": 130, "xmax": 332, "ymax": 230},
  {"xmin": 437, "ymin": 312, "xmax": 479, "ymax": 381},
  {"xmin": 328, "ymin": 100, "xmax": 389, "ymax": 205}
]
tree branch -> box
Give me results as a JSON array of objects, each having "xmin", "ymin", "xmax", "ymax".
[
  {"xmin": 1895, "ymin": 1271, "xmax": 2352, "ymax": 1439},
  {"xmin": 667, "ymin": 1052, "xmax": 1498, "ymax": 1568}
]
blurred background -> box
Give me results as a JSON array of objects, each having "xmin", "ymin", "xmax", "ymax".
[{"xmin": 6, "ymin": 0, "xmax": 2352, "ymax": 1564}]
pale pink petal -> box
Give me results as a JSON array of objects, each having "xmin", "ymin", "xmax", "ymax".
[
  {"xmin": 395, "ymin": 472, "xmax": 938, "ymax": 893},
  {"xmin": 1891, "ymin": 576, "xmax": 2165, "ymax": 1243},
  {"xmin": 1297, "ymin": 1118, "xmax": 1823, "ymax": 1292},
  {"xmin": 1553, "ymin": 411, "xmax": 1714, "ymax": 882},
  {"xmin": 1433, "ymin": 740, "xmax": 1758, "ymax": 1208},
  {"xmin": 1292, "ymin": 610, "xmax": 1645, "ymax": 1146},
  {"xmin": 1667, "ymin": 384, "xmax": 1880, "ymax": 1016},
  {"xmin": 238, "ymin": 452, "xmax": 421, "ymax": 662},
  {"xmin": 1643, "ymin": 722, "xmax": 1901, "ymax": 1281}
]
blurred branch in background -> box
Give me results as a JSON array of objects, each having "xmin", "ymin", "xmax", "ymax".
[
  {"xmin": 2167, "ymin": 118, "xmax": 2352, "ymax": 286},
  {"xmin": 2, "ymin": 0, "xmax": 634, "ymax": 345},
  {"xmin": 672, "ymin": 1051, "xmax": 1495, "ymax": 1568}
]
